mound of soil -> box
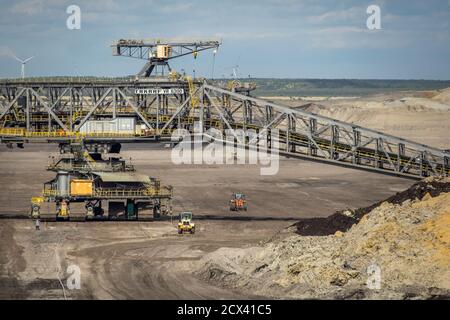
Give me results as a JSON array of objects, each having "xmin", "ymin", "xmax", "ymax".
[
  {"xmin": 295, "ymin": 178, "xmax": 450, "ymax": 236},
  {"xmin": 195, "ymin": 177, "xmax": 450, "ymax": 299}
]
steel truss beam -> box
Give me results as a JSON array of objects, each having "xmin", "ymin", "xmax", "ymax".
[
  {"xmin": 0, "ymin": 80, "xmax": 448, "ymax": 179},
  {"xmin": 201, "ymin": 84, "xmax": 448, "ymax": 179}
]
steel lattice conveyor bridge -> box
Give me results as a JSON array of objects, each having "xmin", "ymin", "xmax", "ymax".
[{"xmin": 0, "ymin": 77, "xmax": 448, "ymax": 179}]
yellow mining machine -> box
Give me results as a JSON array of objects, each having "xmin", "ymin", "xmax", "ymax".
[{"xmin": 30, "ymin": 141, "xmax": 173, "ymax": 221}]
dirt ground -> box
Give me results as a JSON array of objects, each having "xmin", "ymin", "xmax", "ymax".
[
  {"xmin": 0, "ymin": 219, "xmax": 286, "ymax": 299},
  {"xmin": 0, "ymin": 144, "xmax": 413, "ymax": 219},
  {"xmin": 0, "ymin": 144, "xmax": 414, "ymax": 299}
]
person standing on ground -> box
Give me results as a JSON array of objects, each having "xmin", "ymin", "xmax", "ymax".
[{"xmin": 35, "ymin": 218, "xmax": 40, "ymax": 231}]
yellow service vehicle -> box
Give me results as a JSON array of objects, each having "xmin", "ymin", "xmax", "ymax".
[
  {"xmin": 177, "ymin": 212, "xmax": 195, "ymax": 234},
  {"xmin": 57, "ymin": 200, "xmax": 70, "ymax": 220},
  {"xmin": 30, "ymin": 197, "xmax": 44, "ymax": 219}
]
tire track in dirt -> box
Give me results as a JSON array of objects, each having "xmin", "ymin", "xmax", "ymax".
[
  {"xmin": 80, "ymin": 239, "xmax": 248, "ymax": 299},
  {"xmin": 0, "ymin": 221, "xmax": 28, "ymax": 299}
]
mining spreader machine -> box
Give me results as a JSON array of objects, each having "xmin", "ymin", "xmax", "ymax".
[
  {"xmin": 31, "ymin": 141, "xmax": 173, "ymax": 221},
  {"xmin": 13, "ymin": 38, "xmax": 222, "ymax": 222}
]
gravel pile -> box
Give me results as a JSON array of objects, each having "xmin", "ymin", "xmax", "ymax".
[
  {"xmin": 294, "ymin": 177, "xmax": 450, "ymax": 236},
  {"xmin": 195, "ymin": 178, "xmax": 450, "ymax": 299}
]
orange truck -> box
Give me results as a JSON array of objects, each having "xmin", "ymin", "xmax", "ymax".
[{"xmin": 230, "ymin": 193, "xmax": 247, "ymax": 211}]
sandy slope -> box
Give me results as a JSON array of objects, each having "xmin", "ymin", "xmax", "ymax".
[{"xmin": 194, "ymin": 178, "xmax": 450, "ymax": 299}]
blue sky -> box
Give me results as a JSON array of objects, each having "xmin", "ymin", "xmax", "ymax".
[{"xmin": 0, "ymin": 0, "xmax": 449, "ymax": 79}]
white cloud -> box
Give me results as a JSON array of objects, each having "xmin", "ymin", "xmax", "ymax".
[
  {"xmin": 213, "ymin": 31, "xmax": 292, "ymax": 40},
  {"xmin": 11, "ymin": 0, "xmax": 62, "ymax": 15},
  {"xmin": 0, "ymin": 46, "xmax": 13, "ymax": 58},
  {"xmin": 11, "ymin": 0, "xmax": 44, "ymax": 15},
  {"xmin": 82, "ymin": 12, "xmax": 140, "ymax": 24},
  {"xmin": 307, "ymin": 6, "xmax": 364, "ymax": 24},
  {"xmin": 159, "ymin": 2, "xmax": 193, "ymax": 13},
  {"xmin": 295, "ymin": 27, "xmax": 417, "ymax": 49}
]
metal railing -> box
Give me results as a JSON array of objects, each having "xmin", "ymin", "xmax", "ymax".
[
  {"xmin": 46, "ymin": 162, "xmax": 134, "ymax": 172},
  {"xmin": 42, "ymin": 187, "xmax": 172, "ymax": 198},
  {"xmin": 0, "ymin": 129, "xmax": 149, "ymax": 138},
  {"xmin": 0, "ymin": 128, "xmax": 26, "ymax": 136},
  {"xmin": 0, "ymin": 76, "xmax": 136, "ymax": 84},
  {"xmin": 94, "ymin": 187, "xmax": 172, "ymax": 198}
]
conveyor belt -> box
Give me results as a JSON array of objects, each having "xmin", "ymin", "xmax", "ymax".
[{"xmin": 0, "ymin": 81, "xmax": 448, "ymax": 179}]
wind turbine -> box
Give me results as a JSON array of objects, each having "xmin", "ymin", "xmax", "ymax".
[
  {"xmin": 231, "ymin": 65, "xmax": 239, "ymax": 79},
  {"xmin": 11, "ymin": 54, "xmax": 34, "ymax": 79},
  {"xmin": 224, "ymin": 65, "xmax": 240, "ymax": 79},
  {"xmin": 225, "ymin": 54, "xmax": 242, "ymax": 79}
]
